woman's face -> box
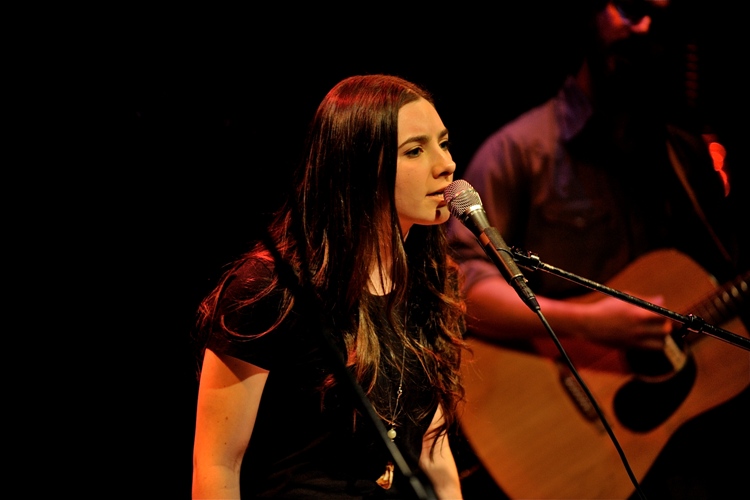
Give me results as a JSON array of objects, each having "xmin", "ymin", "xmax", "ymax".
[{"xmin": 395, "ymin": 97, "xmax": 456, "ymax": 236}]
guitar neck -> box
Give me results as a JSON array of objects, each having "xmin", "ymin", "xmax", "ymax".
[{"xmin": 687, "ymin": 271, "xmax": 749, "ymax": 329}]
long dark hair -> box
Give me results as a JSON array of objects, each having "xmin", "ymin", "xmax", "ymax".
[{"xmin": 195, "ymin": 74, "xmax": 466, "ymax": 442}]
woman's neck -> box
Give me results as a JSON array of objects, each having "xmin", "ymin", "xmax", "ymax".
[{"xmin": 368, "ymin": 264, "xmax": 394, "ymax": 296}]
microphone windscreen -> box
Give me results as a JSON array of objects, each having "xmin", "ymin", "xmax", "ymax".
[{"xmin": 445, "ymin": 179, "xmax": 482, "ymax": 219}]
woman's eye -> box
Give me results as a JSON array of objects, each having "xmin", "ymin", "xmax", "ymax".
[
  {"xmin": 405, "ymin": 147, "xmax": 423, "ymax": 158},
  {"xmin": 441, "ymin": 140, "xmax": 451, "ymax": 151}
]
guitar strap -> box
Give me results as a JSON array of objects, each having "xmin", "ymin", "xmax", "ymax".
[{"xmin": 665, "ymin": 137, "xmax": 733, "ymax": 265}]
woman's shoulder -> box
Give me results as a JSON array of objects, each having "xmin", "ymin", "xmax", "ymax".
[
  {"xmin": 219, "ymin": 249, "xmax": 280, "ymax": 302},
  {"xmin": 234, "ymin": 249, "xmax": 276, "ymax": 278}
]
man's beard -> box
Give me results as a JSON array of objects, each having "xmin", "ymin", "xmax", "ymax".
[
  {"xmin": 590, "ymin": 35, "xmax": 664, "ymax": 115},
  {"xmin": 582, "ymin": 35, "xmax": 669, "ymax": 160}
]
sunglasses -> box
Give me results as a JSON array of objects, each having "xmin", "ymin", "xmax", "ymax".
[{"xmin": 613, "ymin": 0, "xmax": 659, "ymax": 23}]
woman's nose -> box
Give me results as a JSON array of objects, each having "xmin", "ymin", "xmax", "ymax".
[{"xmin": 437, "ymin": 154, "xmax": 456, "ymax": 177}]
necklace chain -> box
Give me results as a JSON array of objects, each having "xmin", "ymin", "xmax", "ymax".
[
  {"xmin": 377, "ymin": 309, "xmax": 408, "ymax": 490},
  {"xmin": 386, "ymin": 310, "xmax": 407, "ymax": 441}
]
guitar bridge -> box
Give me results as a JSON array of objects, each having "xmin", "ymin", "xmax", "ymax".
[{"xmin": 555, "ymin": 358, "xmax": 603, "ymax": 429}]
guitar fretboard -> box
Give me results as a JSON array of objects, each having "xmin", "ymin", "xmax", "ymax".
[{"xmin": 691, "ymin": 272, "xmax": 749, "ymax": 326}]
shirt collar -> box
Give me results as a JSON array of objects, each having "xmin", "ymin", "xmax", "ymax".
[{"xmin": 557, "ymin": 75, "xmax": 593, "ymax": 143}]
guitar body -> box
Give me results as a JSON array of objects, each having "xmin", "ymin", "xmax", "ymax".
[{"xmin": 459, "ymin": 249, "xmax": 750, "ymax": 499}]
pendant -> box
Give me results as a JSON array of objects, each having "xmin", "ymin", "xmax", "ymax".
[
  {"xmin": 387, "ymin": 427, "xmax": 397, "ymax": 440},
  {"xmin": 376, "ymin": 461, "xmax": 394, "ymax": 489}
]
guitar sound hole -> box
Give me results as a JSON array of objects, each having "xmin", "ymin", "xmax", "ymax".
[{"xmin": 613, "ymin": 354, "xmax": 697, "ymax": 433}]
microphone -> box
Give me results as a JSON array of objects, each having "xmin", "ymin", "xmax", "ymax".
[{"xmin": 445, "ymin": 179, "xmax": 539, "ymax": 312}]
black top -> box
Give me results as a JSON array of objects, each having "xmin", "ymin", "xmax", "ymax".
[{"xmin": 206, "ymin": 256, "xmax": 437, "ymax": 499}]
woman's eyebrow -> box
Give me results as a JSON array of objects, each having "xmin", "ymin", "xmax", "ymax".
[
  {"xmin": 398, "ymin": 128, "xmax": 449, "ymax": 148},
  {"xmin": 399, "ymin": 134, "xmax": 429, "ymax": 148}
]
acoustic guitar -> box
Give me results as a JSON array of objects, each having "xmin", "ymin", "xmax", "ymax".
[{"xmin": 459, "ymin": 248, "xmax": 750, "ymax": 499}]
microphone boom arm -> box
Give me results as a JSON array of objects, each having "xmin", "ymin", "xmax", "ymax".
[{"xmin": 510, "ymin": 247, "xmax": 750, "ymax": 351}]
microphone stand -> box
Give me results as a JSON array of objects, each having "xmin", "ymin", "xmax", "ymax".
[{"xmin": 510, "ymin": 247, "xmax": 750, "ymax": 352}]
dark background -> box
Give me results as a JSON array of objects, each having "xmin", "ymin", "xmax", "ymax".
[{"xmin": 103, "ymin": 2, "xmax": 746, "ymax": 497}]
